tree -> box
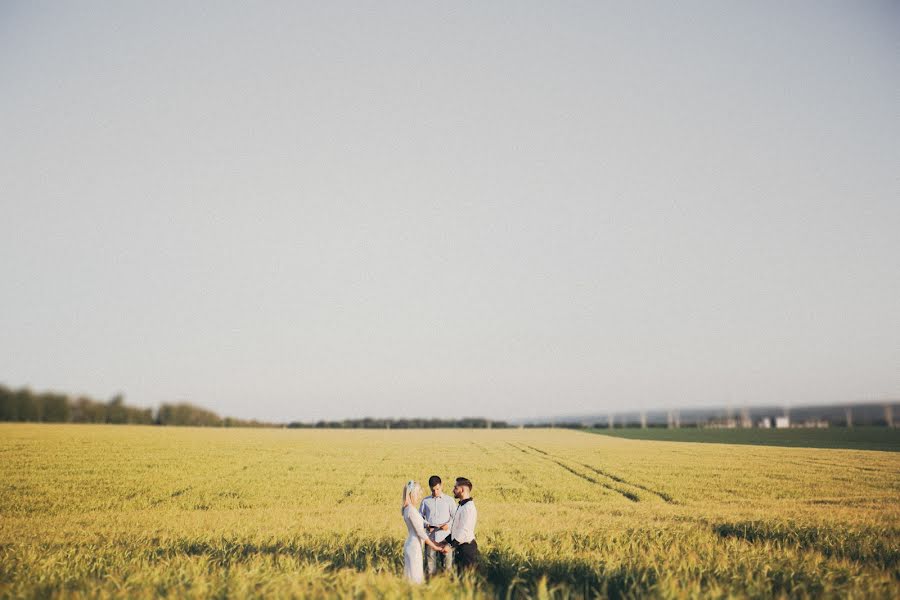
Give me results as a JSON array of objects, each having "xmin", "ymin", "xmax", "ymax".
[
  {"xmin": 39, "ymin": 392, "xmax": 70, "ymax": 422},
  {"xmin": 156, "ymin": 402, "xmax": 223, "ymax": 427},
  {"xmin": 0, "ymin": 384, "xmax": 16, "ymax": 421},
  {"xmin": 14, "ymin": 388, "xmax": 39, "ymax": 422}
]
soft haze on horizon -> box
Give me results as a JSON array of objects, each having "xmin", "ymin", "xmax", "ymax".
[{"xmin": 2, "ymin": 2, "xmax": 898, "ymax": 422}]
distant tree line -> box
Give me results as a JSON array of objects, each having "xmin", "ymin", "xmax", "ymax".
[
  {"xmin": 0, "ymin": 385, "xmax": 509, "ymax": 429},
  {"xmin": 287, "ymin": 417, "xmax": 509, "ymax": 429},
  {"xmin": 0, "ymin": 385, "xmax": 273, "ymax": 427}
]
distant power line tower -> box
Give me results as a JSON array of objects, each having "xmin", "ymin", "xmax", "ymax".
[
  {"xmin": 667, "ymin": 409, "xmax": 680, "ymax": 429},
  {"xmin": 845, "ymin": 406, "xmax": 853, "ymax": 428},
  {"xmin": 885, "ymin": 404, "xmax": 895, "ymax": 428},
  {"xmin": 640, "ymin": 411, "xmax": 647, "ymax": 429}
]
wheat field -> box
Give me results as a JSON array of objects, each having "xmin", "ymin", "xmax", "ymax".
[{"xmin": 1, "ymin": 424, "xmax": 898, "ymax": 598}]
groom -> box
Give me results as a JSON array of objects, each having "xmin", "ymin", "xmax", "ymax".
[{"xmin": 441, "ymin": 477, "xmax": 478, "ymax": 572}]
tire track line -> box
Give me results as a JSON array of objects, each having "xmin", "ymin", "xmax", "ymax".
[
  {"xmin": 520, "ymin": 444, "xmax": 675, "ymax": 504},
  {"xmin": 575, "ymin": 462, "xmax": 676, "ymax": 504},
  {"xmin": 509, "ymin": 443, "xmax": 639, "ymax": 502}
]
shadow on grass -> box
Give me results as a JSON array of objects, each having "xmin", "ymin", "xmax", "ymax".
[
  {"xmin": 143, "ymin": 536, "xmax": 650, "ymax": 597},
  {"xmin": 151, "ymin": 536, "xmax": 865, "ymax": 598},
  {"xmin": 12, "ymin": 530, "xmax": 897, "ymax": 599},
  {"xmin": 712, "ymin": 521, "xmax": 899, "ymax": 569}
]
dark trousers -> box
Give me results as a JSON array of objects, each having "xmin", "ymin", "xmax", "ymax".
[{"xmin": 454, "ymin": 540, "xmax": 478, "ymax": 572}]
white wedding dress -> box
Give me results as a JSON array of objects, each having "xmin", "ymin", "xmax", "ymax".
[{"xmin": 402, "ymin": 504, "xmax": 429, "ymax": 583}]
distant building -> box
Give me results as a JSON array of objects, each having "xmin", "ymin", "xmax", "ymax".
[
  {"xmin": 758, "ymin": 418, "xmax": 772, "ymax": 428},
  {"xmin": 775, "ymin": 416, "xmax": 790, "ymax": 429}
]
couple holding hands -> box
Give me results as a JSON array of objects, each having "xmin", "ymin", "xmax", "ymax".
[{"xmin": 400, "ymin": 475, "xmax": 478, "ymax": 584}]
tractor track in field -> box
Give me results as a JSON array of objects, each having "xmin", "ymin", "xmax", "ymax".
[
  {"xmin": 508, "ymin": 443, "xmax": 640, "ymax": 502},
  {"xmin": 149, "ymin": 484, "xmax": 194, "ymax": 507},
  {"xmin": 510, "ymin": 443, "xmax": 676, "ymax": 503},
  {"xmin": 505, "ymin": 442, "xmax": 529, "ymax": 455},
  {"xmin": 471, "ymin": 441, "xmax": 495, "ymax": 457},
  {"xmin": 575, "ymin": 461, "xmax": 676, "ymax": 503},
  {"xmin": 147, "ymin": 456, "xmax": 272, "ymax": 508},
  {"xmin": 520, "ymin": 444, "xmax": 677, "ymax": 504}
]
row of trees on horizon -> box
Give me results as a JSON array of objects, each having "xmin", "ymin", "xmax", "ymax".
[
  {"xmin": 0, "ymin": 385, "xmax": 273, "ymax": 427},
  {"xmin": 286, "ymin": 417, "xmax": 509, "ymax": 429},
  {"xmin": 0, "ymin": 385, "xmax": 510, "ymax": 429}
]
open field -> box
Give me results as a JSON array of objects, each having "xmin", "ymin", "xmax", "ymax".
[
  {"xmin": 589, "ymin": 427, "xmax": 900, "ymax": 452},
  {"xmin": 1, "ymin": 424, "xmax": 898, "ymax": 598}
]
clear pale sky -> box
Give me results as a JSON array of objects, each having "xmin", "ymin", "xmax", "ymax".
[{"xmin": 1, "ymin": 2, "xmax": 898, "ymax": 422}]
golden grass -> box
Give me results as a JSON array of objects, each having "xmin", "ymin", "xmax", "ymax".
[{"xmin": 1, "ymin": 424, "xmax": 898, "ymax": 598}]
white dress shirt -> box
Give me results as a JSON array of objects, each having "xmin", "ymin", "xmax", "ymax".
[{"xmin": 449, "ymin": 498, "xmax": 477, "ymax": 544}]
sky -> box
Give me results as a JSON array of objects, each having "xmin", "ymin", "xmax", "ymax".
[{"xmin": 1, "ymin": 2, "xmax": 898, "ymax": 422}]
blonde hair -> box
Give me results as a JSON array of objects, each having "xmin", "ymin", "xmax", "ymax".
[{"xmin": 402, "ymin": 480, "xmax": 422, "ymax": 510}]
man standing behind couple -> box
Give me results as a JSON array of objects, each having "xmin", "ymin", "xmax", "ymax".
[
  {"xmin": 419, "ymin": 475, "xmax": 455, "ymax": 574},
  {"xmin": 421, "ymin": 476, "xmax": 478, "ymax": 576}
]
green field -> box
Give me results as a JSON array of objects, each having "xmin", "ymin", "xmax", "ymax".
[
  {"xmin": 589, "ymin": 426, "xmax": 900, "ymax": 452},
  {"xmin": 1, "ymin": 424, "xmax": 898, "ymax": 598}
]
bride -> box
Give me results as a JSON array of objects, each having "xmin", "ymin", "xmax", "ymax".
[{"xmin": 401, "ymin": 480, "xmax": 447, "ymax": 583}]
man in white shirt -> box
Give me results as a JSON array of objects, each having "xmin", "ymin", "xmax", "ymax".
[
  {"xmin": 441, "ymin": 477, "xmax": 478, "ymax": 572},
  {"xmin": 419, "ymin": 475, "xmax": 456, "ymax": 575}
]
